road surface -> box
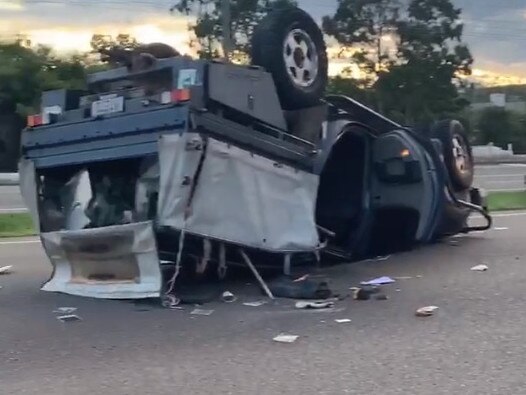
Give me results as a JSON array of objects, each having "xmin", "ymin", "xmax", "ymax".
[
  {"xmin": 1, "ymin": 164, "xmax": 524, "ymax": 213},
  {"xmin": 0, "ymin": 211, "xmax": 525, "ymax": 394}
]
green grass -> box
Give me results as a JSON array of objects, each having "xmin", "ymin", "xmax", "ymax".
[
  {"xmin": 0, "ymin": 213, "xmax": 36, "ymax": 238},
  {"xmin": 487, "ymin": 191, "xmax": 526, "ymax": 212}
]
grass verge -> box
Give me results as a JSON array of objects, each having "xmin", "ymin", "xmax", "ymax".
[
  {"xmin": 487, "ymin": 191, "xmax": 526, "ymax": 212},
  {"xmin": 0, "ymin": 213, "xmax": 36, "ymax": 238}
]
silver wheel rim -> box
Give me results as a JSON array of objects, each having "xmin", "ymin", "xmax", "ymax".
[
  {"xmin": 452, "ymin": 135, "xmax": 469, "ymax": 173},
  {"xmin": 283, "ymin": 29, "xmax": 319, "ymax": 88}
]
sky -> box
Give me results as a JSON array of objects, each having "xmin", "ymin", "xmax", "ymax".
[{"xmin": 0, "ymin": 0, "xmax": 526, "ymax": 85}]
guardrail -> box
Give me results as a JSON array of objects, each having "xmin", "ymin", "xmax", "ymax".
[{"xmin": 0, "ymin": 173, "xmax": 19, "ymax": 186}]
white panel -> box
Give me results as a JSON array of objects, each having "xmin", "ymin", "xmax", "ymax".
[
  {"xmin": 40, "ymin": 221, "xmax": 161, "ymax": 299},
  {"xmin": 158, "ymin": 135, "xmax": 320, "ymax": 252}
]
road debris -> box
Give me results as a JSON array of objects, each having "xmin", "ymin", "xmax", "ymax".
[
  {"xmin": 295, "ymin": 300, "xmax": 335, "ymax": 309},
  {"xmin": 273, "ymin": 334, "xmax": 299, "ymax": 344},
  {"xmin": 334, "ymin": 318, "xmax": 351, "ymax": 324},
  {"xmin": 221, "ymin": 291, "xmax": 237, "ymax": 303},
  {"xmin": 351, "ymin": 287, "xmax": 379, "ymax": 301},
  {"xmin": 161, "ymin": 294, "xmax": 182, "ymax": 309},
  {"xmin": 190, "ymin": 308, "xmax": 214, "ymax": 316},
  {"xmin": 360, "ymin": 276, "xmax": 395, "ymax": 286},
  {"xmin": 56, "ymin": 314, "xmax": 82, "ymax": 322},
  {"xmin": 53, "ymin": 307, "xmax": 78, "ymax": 314},
  {"xmin": 494, "ymin": 227, "xmax": 509, "ymax": 231},
  {"xmin": 394, "ymin": 276, "xmax": 413, "ymax": 280},
  {"xmin": 415, "ymin": 306, "xmax": 439, "ymax": 317},
  {"xmin": 0, "ymin": 265, "xmax": 13, "ymax": 275},
  {"xmin": 243, "ymin": 301, "xmax": 267, "ymax": 307},
  {"xmin": 268, "ymin": 275, "xmax": 332, "ymax": 300},
  {"xmin": 471, "ymin": 264, "xmax": 489, "ymax": 272}
]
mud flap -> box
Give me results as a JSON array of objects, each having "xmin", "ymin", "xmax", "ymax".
[{"xmin": 40, "ymin": 221, "xmax": 162, "ymax": 299}]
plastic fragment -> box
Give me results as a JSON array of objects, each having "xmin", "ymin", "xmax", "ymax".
[
  {"xmin": 221, "ymin": 291, "xmax": 237, "ymax": 303},
  {"xmin": 273, "ymin": 334, "xmax": 299, "ymax": 343},
  {"xmin": 243, "ymin": 301, "xmax": 267, "ymax": 307},
  {"xmin": 0, "ymin": 265, "xmax": 13, "ymax": 275},
  {"xmin": 295, "ymin": 300, "xmax": 335, "ymax": 309},
  {"xmin": 415, "ymin": 306, "xmax": 439, "ymax": 317},
  {"xmin": 335, "ymin": 318, "xmax": 352, "ymax": 324},
  {"xmin": 360, "ymin": 276, "xmax": 395, "ymax": 286},
  {"xmin": 190, "ymin": 308, "xmax": 214, "ymax": 316},
  {"xmin": 57, "ymin": 314, "xmax": 82, "ymax": 322},
  {"xmin": 471, "ymin": 264, "xmax": 488, "ymax": 272}
]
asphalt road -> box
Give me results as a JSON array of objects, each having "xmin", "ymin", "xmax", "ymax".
[
  {"xmin": 1, "ymin": 164, "xmax": 524, "ymax": 213},
  {"xmin": 0, "ymin": 212, "xmax": 525, "ymax": 394}
]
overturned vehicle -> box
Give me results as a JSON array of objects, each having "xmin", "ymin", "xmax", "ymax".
[{"xmin": 19, "ymin": 7, "xmax": 491, "ymax": 300}]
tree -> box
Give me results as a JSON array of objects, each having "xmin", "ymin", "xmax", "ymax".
[
  {"xmin": 0, "ymin": 43, "xmax": 87, "ymax": 115},
  {"xmin": 171, "ymin": 0, "xmax": 296, "ymax": 60},
  {"xmin": 322, "ymin": 0, "xmax": 401, "ymax": 87},
  {"xmin": 90, "ymin": 33, "xmax": 140, "ymax": 63},
  {"xmin": 477, "ymin": 107, "xmax": 526, "ymax": 153},
  {"xmin": 375, "ymin": 0, "xmax": 473, "ymax": 125}
]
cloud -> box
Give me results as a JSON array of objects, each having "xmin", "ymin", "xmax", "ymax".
[{"xmin": 0, "ymin": 0, "xmax": 24, "ymax": 11}]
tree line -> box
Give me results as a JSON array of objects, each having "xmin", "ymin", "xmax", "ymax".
[{"xmin": 0, "ymin": 0, "xmax": 525, "ymax": 152}]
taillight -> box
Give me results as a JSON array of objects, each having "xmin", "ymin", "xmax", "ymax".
[
  {"xmin": 27, "ymin": 114, "xmax": 43, "ymax": 127},
  {"xmin": 161, "ymin": 89, "xmax": 191, "ymax": 105}
]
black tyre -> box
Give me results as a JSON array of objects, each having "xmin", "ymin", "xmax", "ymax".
[
  {"xmin": 250, "ymin": 6, "xmax": 328, "ymax": 110},
  {"xmin": 430, "ymin": 120, "xmax": 474, "ymax": 191}
]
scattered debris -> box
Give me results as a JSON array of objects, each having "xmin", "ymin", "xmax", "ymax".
[
  {"xmin": 56, "ymin": 314, "xmax": 82, "ymax": 322},
  {"xmin": 273, "ymin": 334, "xmax": 299, "ymax": 344},
  {"xmin": 394, "ymin": 276, "xmax": 413, "ymax": 280},
  {"xmin": 351, "ymin": 287, "xmax": 379, "ymax": 301},
  {"xmin": 375, "ymin": 294, "xmax": 389, "ymax": 301},
  {"xmin": 494, "ymin": 227, "xmax": 509, "ymax": 231},
  {"xmin": 415, "ymin": 306, "xmax": 439, "ymax": 317},
  {"xmin": 53, "ymin": 307, "xmax": 77, "ymax": 314},
  {"xmin": 334, "ymin": 318, "xmax": 352, "ymax": 324},
  {"xmin": 360, "ymin": 276, "xmax": 395, "ymax": 286},
  {"xmin": 161, "ymin": 294, "xmax": 182, "ymax": 309},
  {"xmin": 0, "ymin": 265, "xmax": 13, "ymax": 275},
  {"xmin": 449, "ymin": 240, "xmax": 460, "ymax": 247},
  {"xmin": 221, "ymin": 291, "xmax": 237, "ymax": 303},
  {"xmin": 190, "ymin": 308, "xmax": 214, "ymax": 316},
  {"xmin": 295, "ymin": 300, "xmax": 335, "ymax": 310},
  {"xmin": 375, "ymin": 255, "xmax": 391, "ymax": 262},
  {"xmin": 293, "ymin": 274, "xmax": 310, "ymax": 282},
  {"xmin": 471, "ymin": 264, "xmax": 489, "ymax": 272},
  {"xmin": 268, "ymin": 275, "xmax": 332, "ymax": 300},
  {"xmin": 243, "ymin": 301, "xmax": 267, "ymax": 307},
  {"xmin": 416, "ymin": 275, "xmax": 424, "ymax": 279},
  {"xmin": 395, "ymin": 288, "xmax": 401, "ymax": 292}
]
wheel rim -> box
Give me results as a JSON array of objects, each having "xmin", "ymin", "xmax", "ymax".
[
  {"xmin": 283, "ymin": 29, "xmax": 319, "ymax": 88},
  {"xmin": 452, "ymin": 134, "xmax": 470, "ymax": 174}
]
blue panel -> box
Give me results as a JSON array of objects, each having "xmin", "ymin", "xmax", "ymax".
[
  {"xmin": 22, "ymin": 106, "xmax": 188, "ymax": 148},
  {"xmin": 22, "ymin": 106, "xmax": 189, "ymax": 169}
]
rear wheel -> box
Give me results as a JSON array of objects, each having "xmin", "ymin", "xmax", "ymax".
[
  {"xmin": 250, "ymin": 6, "xmax": 328, "ymax": 110},
  {"xmin": 430, "ymin": 120, "xmax": 474, "ymax": 191}
]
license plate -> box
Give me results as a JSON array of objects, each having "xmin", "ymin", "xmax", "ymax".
[{"xmin": 91, "ymin": 95, "xmax": 124, "ymax": 117}]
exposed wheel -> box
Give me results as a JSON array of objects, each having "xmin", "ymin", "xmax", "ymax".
[
  {"xmin": 430, "ymin": 120, "xmax": 474, "ymax": 191},
  {"xmin": 250, "ymin": 6, "xmax": 328, "ymax": 110}
]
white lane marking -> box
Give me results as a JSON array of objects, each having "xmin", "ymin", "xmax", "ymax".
[
  {"xmin": 0, "ymin": 208, "xmax": 28, "ymax": 213},
  {"xmin": 0, "ymin": 239, "xmax": 39, "ymax": 245}
]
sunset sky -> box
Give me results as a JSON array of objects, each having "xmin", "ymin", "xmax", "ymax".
[{"xmin": 1, "ymin": 0, "xmax": 526, "ymax": 86}]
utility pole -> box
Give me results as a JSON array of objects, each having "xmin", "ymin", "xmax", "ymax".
[{"xmin": 221, "ymin": 0, "xmax": 233, "ymax": 61}]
